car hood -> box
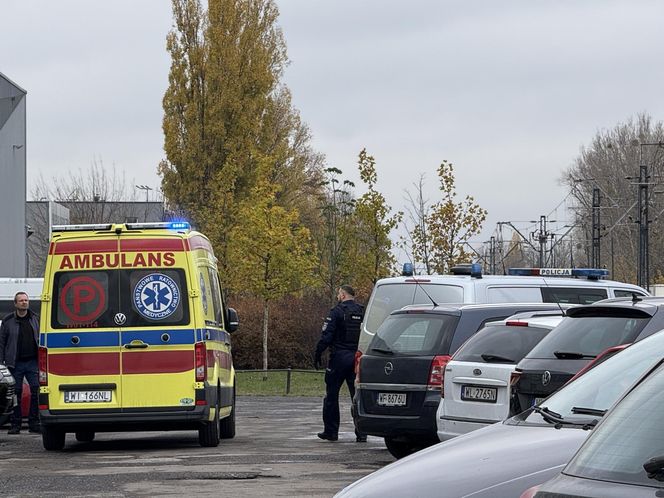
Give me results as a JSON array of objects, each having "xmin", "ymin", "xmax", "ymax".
[{"xmin": 335, "ymin": 421, "xmax": 589, "ymax": 498}]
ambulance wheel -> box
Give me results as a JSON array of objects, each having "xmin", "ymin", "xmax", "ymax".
[
  {"xmin": 220, "ymin": 385, "xmax": 236, "ymax": 439},
  {"xmin": 42, "ymin": 427, "xmax": 66, "ymax": 451},
  {"xmin": 199, "ymin": 401, "xmax": 220, "ymax": 447},
  {"xmin": 75, "ymin": 431, "xmax": 95, "ymax": 442}
]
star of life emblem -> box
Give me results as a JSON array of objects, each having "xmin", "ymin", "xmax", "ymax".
[{"xmin": 134, "ymin": 273, "xmax": 180, "ymax": 320}]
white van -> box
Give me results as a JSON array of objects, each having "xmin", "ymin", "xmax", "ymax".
[
  {"xmin": 0, "ymin": 278, "xmax": 44, "ymax": 320},
  {"xmin": 359, "ymin": 265, "xmax": 648, "ymax": 352}
]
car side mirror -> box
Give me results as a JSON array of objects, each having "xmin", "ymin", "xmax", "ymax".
[{"xmin": 227, "ymin": 307, "xmax": 239, "ymax": 333}]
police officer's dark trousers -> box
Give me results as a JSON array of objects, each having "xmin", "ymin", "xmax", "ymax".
[{"xmin": 322, "ymin": 349, "xmax": 356, "ymax": 436}]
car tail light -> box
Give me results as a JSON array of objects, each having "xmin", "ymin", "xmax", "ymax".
[
  {"xmin": 428, "ymin": 355, "xmax": 451, "ymax": 393},
  {"xmin": 510, "ymin": 370, "xmax": 522, "ymax": 386},
  {"xmin": 195, "ymin": 342, "xmax": 207, "ymax": 381},
  {"xmin": 506, "ymin": 320, "xmax": 528, "ymax": 327},
  {"xmin": 354, "ymin": 351, "xmax": 363, "ymax": 384},
  {"xmin": 38, "ymin": 346, "xmax": 48, "ymax": 386}
]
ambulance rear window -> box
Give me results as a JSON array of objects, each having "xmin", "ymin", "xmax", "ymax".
[{"xmin": 51, "ymin": 269, "xmax": 189, "ymax": 329}]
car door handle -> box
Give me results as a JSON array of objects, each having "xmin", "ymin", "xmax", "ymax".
[{"xmin": 124, "ymin": 341, "xmax": 148, "ymax": 349}]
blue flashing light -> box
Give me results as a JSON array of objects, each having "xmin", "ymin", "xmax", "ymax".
[
  {"xmin": 470, "ymin": 263, "xmax": 482, "ymax": 278},
  {"xmin": 169, "ymin": 221, "xmax": 190, "ymax": 230},
  {"xmin": 402, "ymin": 262, "xmax": 414, "ymax": 276},
  {"xmin": 571, "ymin": 268, "xmax": 609, "ymax": 279}
]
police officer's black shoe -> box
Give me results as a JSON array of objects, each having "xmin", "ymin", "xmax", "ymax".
[
  {"xmin": 317, "ymin": 432, "xmax": 338, "ymax": 441},
  {"xmin": 7, "ymin": 426, "xmax": 20, "ymax": 435},
  {"xmin": 356, "ymin": 434, "xmax": 367, "ymax": 442}
]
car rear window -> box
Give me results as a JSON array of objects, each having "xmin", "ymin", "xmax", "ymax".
[
  {"xmin": 364, "ymin": 283, "xmax": 464, "ymax": 335},
  {"xmin": 369, "ymin": 313, "xmax": 459, "ymax": 355},
  {"xmin": 525, "ymin": 315, "xmax": 648, "ymax": 359},
  {"xmin": 453, "ymin": 324, "xmax": 552, "ymax": 364},
  {"xmin": 51, "ymin": 269, "xmax": 189, "ymax": 329},
  {"xmin": 563, "ymin": 363, "xmax": 664, "ymax": 487}
]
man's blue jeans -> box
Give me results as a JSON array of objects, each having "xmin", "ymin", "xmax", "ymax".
[{"xmin": 9, "ymin": 358, "xmax": 39, "ymax": 429}]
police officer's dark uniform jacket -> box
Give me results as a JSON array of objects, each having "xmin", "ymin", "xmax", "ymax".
[{"xmin": 315, "ymin": 298, "xmax": 364, "ymax": 439}]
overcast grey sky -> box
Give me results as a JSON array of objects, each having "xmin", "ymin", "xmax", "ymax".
[{"xmin": 3, "ymin": 0, "xmax": 664, "ymax": 250}]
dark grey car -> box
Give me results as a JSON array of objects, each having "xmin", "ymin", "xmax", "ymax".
[
  {"xmin": 353, "ymin": 303, "xmax": 568, "ymax": 458},
  {"xmin": 336, "ymin": 327, "xmax": 664, "ymax": 498},
  {"xmin": 514, "ymin": 296, "xmax": 664, "ymax": 412}
]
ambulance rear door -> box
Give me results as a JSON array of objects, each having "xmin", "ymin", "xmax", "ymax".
[{"xmin": 117, "ymin": 237, "xmax": 197, "ymax": 409}]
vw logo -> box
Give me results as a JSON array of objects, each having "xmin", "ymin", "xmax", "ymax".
[
  {"xmin": 114, "ymin": 313, "xmax": 127, "ymax": 326},
  {"xmin": 384, "ymin": 362, "xmax": 394, "ymax": 376},
  {"xmin": 473, "ymin": 368, "xmax": 482, "ymax": 376},
  {"xmin": 542, "ymin": 371, "xmax": 552, "ymax": 386}
]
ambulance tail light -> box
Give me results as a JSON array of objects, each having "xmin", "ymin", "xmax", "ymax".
[
  {"xmin": 38, "ymin": 347, "xmax": 48, "ymax": 386},
  {"xmin": 354, "ymin": 351, "xmax": 363, "ymax": 384},
  {"xmin": 428, "ymin": 355, "xmax": 451, "ymax": 393},
  {"xmin": 195, "ymin": 342, "xmax": 207, "ymax": 381}
]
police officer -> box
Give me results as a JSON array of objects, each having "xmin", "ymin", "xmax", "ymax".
[{"xmin": 315, "ymin": 285, "xmax": 367, "ymax": 442}]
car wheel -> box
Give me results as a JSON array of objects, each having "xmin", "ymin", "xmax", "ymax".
[
  {"xmin": 198, "ymin": 400, "xmax": 220, "ymax": 447},
  {"xmin": 384, "ymin": 437, "xmax": 427, "ymax": 459},
  {"xmin": 75, "ymin": 431, "xmax": 95, "ymax": 442},
  {"xmin": 219, "ymin": 384, "xmax": 236, "ymax": 439},
  {"xmin": 42, "ymin": 427, "xmax": 66, "ymax": 451}
]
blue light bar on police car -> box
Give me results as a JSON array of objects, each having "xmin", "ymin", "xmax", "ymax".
[{"xmin": 508, "ymin": 268, "xmax": 609, "ymax": 279}]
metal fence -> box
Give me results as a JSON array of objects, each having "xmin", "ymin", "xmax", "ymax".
[{"xmin": 236, "ymin": 368, "xmax": 326, "ymax": 396}]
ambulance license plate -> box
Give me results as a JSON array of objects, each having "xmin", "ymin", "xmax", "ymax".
[
  {"xmin": 64, "ymin": 391, "xmax": 112, "ymax": 403},
  {"xmin": 377, "ymin": 393, "xmax": 407, "ymax": 407}
]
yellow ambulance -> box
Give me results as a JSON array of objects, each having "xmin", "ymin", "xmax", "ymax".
[{"xmin": 37, "ymin": 222, "xmax": 238, "ymax": 450}]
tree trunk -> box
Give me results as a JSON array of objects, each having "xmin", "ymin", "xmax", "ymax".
[{"xmin": 262, "ymin": 299, "xmax": 269, "ymax": 381}]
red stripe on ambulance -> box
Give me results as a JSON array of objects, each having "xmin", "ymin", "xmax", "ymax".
[
  {"xmin": 120, "ymin": 239, "xmax": 186, "ymax": 252},
  {"xmin": 48, "ymin": 352, "xmax": 120, "ymax": 375},
  {"xmin": 122, "ymin": 351, "xmax": 194, "ymax": 374},
  {"xmin": 53, "ymin": 240, "xmax": 118, "ymax": 255}
]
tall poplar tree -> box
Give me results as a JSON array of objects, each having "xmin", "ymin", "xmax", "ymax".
[{"xmin": 160, "ymin": 0, "xmax": 319, "ymax": 285}]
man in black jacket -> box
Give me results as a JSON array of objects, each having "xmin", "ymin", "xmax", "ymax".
[
  {"xmin": 315, "ymin": 285, "xmax": 366, "ymax": 442},
  {"xmin": 0, "ymin": 292, "xmax": 40, "ymax": 434}
]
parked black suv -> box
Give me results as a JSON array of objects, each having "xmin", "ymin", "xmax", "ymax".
[
  {"xmin": 513, "ymin": 296, "xmax": 664, "ymax": 412},
  {"xmin": 352, "ymin": 302, "xmax": 567, "ymax": 459}
]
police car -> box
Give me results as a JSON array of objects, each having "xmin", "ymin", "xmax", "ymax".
[{"xmin": 359, "ymin": 264, "xmax": 648, "ymax": 353}]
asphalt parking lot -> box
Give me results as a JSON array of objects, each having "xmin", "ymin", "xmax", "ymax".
[{"xmin": 0, "ymin": 396, "xmax": 392, "ymax": 497}]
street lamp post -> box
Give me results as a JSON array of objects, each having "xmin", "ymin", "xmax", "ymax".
[{"xmin": 135, "ymin": 184, "xmax": 153, "ymax": 203}]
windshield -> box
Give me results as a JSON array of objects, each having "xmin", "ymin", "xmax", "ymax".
[
  {"xmin": 524, "ymin": 329, "xmax": 664, "ymax": 425},
  {"xmin": 364, "ymin": 283, "xmax": 464, "ymax": 335},
  {"xmin": 563, "ymin": 362, "xmax": 664, "ymax": 488},
  {"xmin": 453, "ymin": 324, "xmax": 551, "ymax": 364},
  {"xmin": 369, "ymin": 313, "xmax": 458, "ymax": 355},
  {"xmin": 525, "ymin": 315, "xmax": 648, "ymax": 359}
]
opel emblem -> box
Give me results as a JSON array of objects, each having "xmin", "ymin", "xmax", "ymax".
[
  {"xmin": 114, "ymin": 313, "xmax": 127, "ymax": 326},
  {"xmin": 542, "ymin": 370, "xmax": 551, "ymax": 386},
  {"xmin": 384, "ymin": 362, "xmax": 394, "ymax": 376},
  {"xmin": 473, "ymin": 368, "xmax": 482, "ymax": 376}
]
